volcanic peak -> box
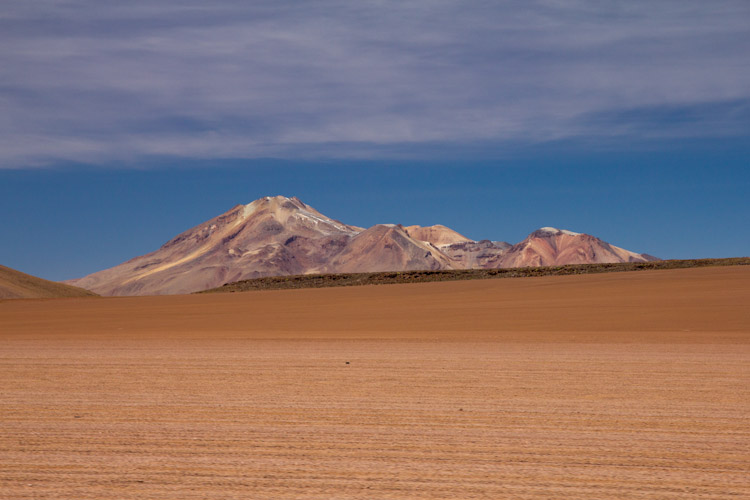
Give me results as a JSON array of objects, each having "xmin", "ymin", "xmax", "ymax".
[
  {"xmin": 241, "ymin": 195, "xmax": 359, "ymax": 235},
  {"xmin": 242, "ymin": 195, "xmax": 304, "ymax": 218}
]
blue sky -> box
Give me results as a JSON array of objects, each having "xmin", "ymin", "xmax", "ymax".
[{"xmin": 1, "ymin": 1, "xmax": 748, "ymax": 280}]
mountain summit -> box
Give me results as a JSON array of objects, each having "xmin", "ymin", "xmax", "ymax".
[
  {"xmin": 498, "ymin": 227, "xmax": 653, "ymax": 268},
  {"xmin": 68, "ymin": 196, "xmax": 657, "ymax": 295}
]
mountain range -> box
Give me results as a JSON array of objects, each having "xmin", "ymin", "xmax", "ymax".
[{"xmin": 68, "ymin": 195, "xmax": 658, "ymax": 296}]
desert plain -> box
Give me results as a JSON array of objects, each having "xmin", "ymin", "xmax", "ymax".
[{"xmin": 1, "ymin": 266, "xmax": 748, "ymax": 499}]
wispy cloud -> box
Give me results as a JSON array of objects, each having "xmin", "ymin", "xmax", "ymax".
[{"xmin": 1, "ymin": 0, "xmax": 748, "ymax": 167}]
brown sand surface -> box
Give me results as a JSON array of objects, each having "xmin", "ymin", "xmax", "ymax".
[{"xmin": 1, "ymin": 266, "xmax": 749, "ymax": 499}]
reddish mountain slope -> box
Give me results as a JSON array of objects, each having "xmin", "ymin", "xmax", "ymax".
[{"xmin": 499, "ymin": 227, "xmax": 657, "ymax": 268}]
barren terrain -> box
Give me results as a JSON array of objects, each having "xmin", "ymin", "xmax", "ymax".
[
  {"xmin": 0, "ymin": 264, "xmax": 96, "ymax": 299},
  {"xmin": 1, "ymin": 266, "xmax": 749, "ymax": 499}
]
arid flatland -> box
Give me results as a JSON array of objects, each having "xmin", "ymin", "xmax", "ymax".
[{"xmin": 1, "ymin": 266, "xmax": 749, "ymax": 499}]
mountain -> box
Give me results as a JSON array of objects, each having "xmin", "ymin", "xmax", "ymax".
[
  {"xmin": 323, "ymin": 224, "xmax": 456, "ymax": 273},
  {"xmin": 0, "ymin": 264, "xmax": 97, "ymax": 299},
  {"xmin": 403, "ymin": 225, "xmax": 473, "ymax": 247},
  {"xmin": 68, "ymin": 196, "xmax": 657, "ymax": 296},
  {"xmin": 441, "ymin": 240, "xmax": 512, "ymax": 269},
  {"xmin": 68, "ymin": 196, "xmax": 362, "ymax": 296},
  {"xmin": 498, "ymin": 227, "xmax": 658, "ymax": 268}
]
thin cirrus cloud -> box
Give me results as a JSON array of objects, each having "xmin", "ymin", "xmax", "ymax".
[{"xmin": 0, "ymin": 0, "xmax": 748, "ymax": 167}]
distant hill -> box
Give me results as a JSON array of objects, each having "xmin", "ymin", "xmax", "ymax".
[
  {"xmin": 68, "ymin": 195, "xmax": 658, "ymax": 296},
  {"xmin": 0, "ymin": 265, "xmax": 98, "ymax": 299},
  {"xmin": 497, "ymin": 227, "xmax": 659, "ymax": 267}
]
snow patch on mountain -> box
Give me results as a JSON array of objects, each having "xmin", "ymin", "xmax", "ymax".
[{"xmin": 539, "ymin": 227, "xmax": 581, "ymax": 236}]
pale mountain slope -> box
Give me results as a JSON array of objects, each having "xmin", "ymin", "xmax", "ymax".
[{"xmin": 403, "ymin": 225, "xmax": 473, "ymax": 247}]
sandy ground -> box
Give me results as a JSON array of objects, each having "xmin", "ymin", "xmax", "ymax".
[{"xmin": 1, "ymin": 266, "xmax": 748, "ymax": 499}]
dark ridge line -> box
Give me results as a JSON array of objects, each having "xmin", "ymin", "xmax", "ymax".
[{"xmin": 196, "ymin": 257, "xmax": 750, "ymax": 294}]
